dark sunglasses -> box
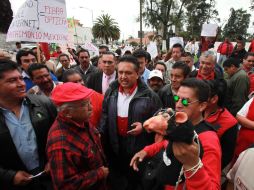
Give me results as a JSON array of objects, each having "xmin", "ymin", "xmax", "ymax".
[{"xmin": 173, "ymin": 95, "xmax": 199, "ymax": 107}]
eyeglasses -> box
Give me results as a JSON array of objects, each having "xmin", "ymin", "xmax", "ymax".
[{"xmin": 173, "ymin": 95, "xmax": 199, "ymax": 107}]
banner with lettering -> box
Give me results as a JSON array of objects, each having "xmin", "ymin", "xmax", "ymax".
[{"xmin": 7, "ymin": 0, "xmax": 68, "ymax": 44}]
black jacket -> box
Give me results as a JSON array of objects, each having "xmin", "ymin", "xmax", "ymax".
[
  {"xmin": 0, "ymin": 95, "xmax": 57, "ymax": 190},
  {"xmin": 158, "ymin": 84, "xmax": 175, "ymax": 109},
  {"xmin": 99, "ymin": 79, "xmax": 162, "ymax": 165},
  {"xmin": 73, "ymin": 65, "xmax": 99, "ymax": 84},
  {"xmin": 86, "ymin": 71, "xmax": 117, "ymax": 94}
]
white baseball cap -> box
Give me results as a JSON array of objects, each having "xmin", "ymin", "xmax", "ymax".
[{"xmin": 148, "ymin": 69, "xmax": 163, "ymax": 80}]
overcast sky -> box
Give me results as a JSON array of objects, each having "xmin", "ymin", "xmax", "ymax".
[{"xmin": 10, "ymin": 0, "xmax": 254, "ymax": 39}]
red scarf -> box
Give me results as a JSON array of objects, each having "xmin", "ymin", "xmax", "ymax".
[{"xmin": 196, "ymin": 69, "xmax": 215, "ymax": 80}]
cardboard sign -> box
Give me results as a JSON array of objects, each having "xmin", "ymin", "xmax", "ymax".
[
  {"xmin": 201, "ymin": 24, "xmax": 218, "ymax": 37},
  {"xmin": 147, "ymin": 41, "xmax": 158, "ymax": 59},
  {"xmin": 81, "ymin": 43, "xmax": 99, "ymax": 57},
  {"xmin": 169, "ymin": 37, "xmax": 184, "ymax": 48},
  {"xmin": 7, "ymin": 0, "xmax": 68, "ymax": 44}
]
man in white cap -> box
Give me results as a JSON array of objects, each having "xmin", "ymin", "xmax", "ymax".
[{"xmin": 147, "ymin": 69, "xmax": 164, "ymax": 93}]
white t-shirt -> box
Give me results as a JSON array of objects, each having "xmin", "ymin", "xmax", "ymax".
[
  {"xmin": 237, "ymin": 98, "xmax": 254, "ymax": 117},
  {"xmin": 227, "ymin": 147, "xmax": 254, "ymax": 190}
]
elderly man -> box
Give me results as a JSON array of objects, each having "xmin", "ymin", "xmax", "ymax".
[
  {"xmin": 74, "ymin": 49, "xmax": 99, "ymax": 83},
  {"xmin": 147, "ymin": 69, "xmax": 164, "ymax": 93},
  {"xmin": 27, "ymin": 64, "xmax": 62, "ymax": 97},
  {"xmin": 0, "ymin": 59, "xmax": 57, "ymax": 190},
  {"xmin": 87, "ymin": 52, "xmax": 117, "ymax": 95},
  {"xmin": 190, "ymin": 51, "xmax": 223, "ymax": 80},
  {"xmin": 47, "ymin": 82, "xmax": 108, "ymax": 190},
  {"xmin": 62, "ymin": 69, "xmax": 104, "ymax": 128},
  {"xmin": 100, "ymin": 55, "xmax": 162, "ymax": 190}
]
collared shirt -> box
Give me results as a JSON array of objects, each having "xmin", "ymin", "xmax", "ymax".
[
  {"xmin": 141, "ymin": 68, "xmax": 150, "ymax": 84},
  {"xmin": 47, "ymin": 116, "xmax": 106, "ymax": 190},
  {"xmin": 28, "ymin": 81, "xmax": 63, "ymax": 97},
  {"xmin": 0, "ymin": 101, "xmax": 39, "ymax": 171},
  {"xmin": 117, "ymin": 84, "xmax": 138, "ymax": 136},
  {"xmin": 79, "ymin": 64, "xmax": 91, "ymax": 75},
  {"xmin": 102, "ymin": 71, "xmax": 116, "ymax": 95}
]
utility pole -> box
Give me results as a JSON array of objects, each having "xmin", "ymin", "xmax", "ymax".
[{"xmin": 140, "ymin": 0, "xmax": 143, "ymax": 48}]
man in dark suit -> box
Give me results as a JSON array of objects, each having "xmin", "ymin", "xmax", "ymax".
[
  {"xmin": 55, "ymin": 53, "xmax": 74, "ymax": 81},
  {"xmin": 86, "ymin": 52, "xmax": 117, "ymax": 94},
  {"xmin": 74, "ymin": 49, "xmax": 99, "ymax": 83},
  {"xmin": 0, "ymin": 59, "xmax": 57, "ymax": 190}
]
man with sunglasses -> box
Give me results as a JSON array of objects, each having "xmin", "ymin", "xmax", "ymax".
[{"xmin": 131, "ymin": 78, "xmax": 221, "ymax": 189}]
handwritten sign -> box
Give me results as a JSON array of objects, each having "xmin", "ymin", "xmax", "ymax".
[
  {"xmin": 201, "ymin": 24, "xmax": 218, "ymax": 37},
  {"xmin": 169, "ymin": 37, "xmax": 184, "ymax": 48},
  {"xmin": 7, "ymin": 0, "xmax": 68, "ymax": 44},
  {"xmin": 147, "ymin": 42, "xmax": 158, "ymax": 59},
  {"xmin": 81, "ymin": 43, "xmax": 99, "ymax": 57}
]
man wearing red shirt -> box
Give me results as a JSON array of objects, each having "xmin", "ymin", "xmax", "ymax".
[
  {"xmin": 217, "ymin": 37, "xmax": 233, "ymax": 66},
  {"xmin": 131, "ymin": 78, "xmax": 221, "ymax": 190},
  {"xmin": 100, "ymin": 55, "xmax": 162, "ymax": 190}
]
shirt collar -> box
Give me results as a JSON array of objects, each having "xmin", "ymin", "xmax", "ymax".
[
  {"xmin": 119, "ymin": 82, "xmax": 137, "ymax": 95},
  {"xmin": 103, "ymin": 71, "xmax": 116, "ymax": 79},
  {"xmin": 22, "ymin": 70, "xmax": 30, "ymax": 79}
]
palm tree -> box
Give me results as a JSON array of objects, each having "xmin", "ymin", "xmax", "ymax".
[
  {"xmin": 92, "ymin": 14, "xmax": 120, "ymax": 44},
  {"xmin": 0, "ymin": 0, "xmax": 13, "ymax": 33}
]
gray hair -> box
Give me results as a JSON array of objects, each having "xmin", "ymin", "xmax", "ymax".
[
  {"xmin": 200, "ymin": 51, "xmax": 217, "ymax": 64},
  {"xmin": 56, "ymin": 102, "xmax": 76, "ymax": 112}
]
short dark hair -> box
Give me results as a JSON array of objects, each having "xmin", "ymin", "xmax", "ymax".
[
  {"xmin": 16, "ymin": 42, "xmax": 21, "ymax": 46},
  {"xmin": 27, "ymin": 63, "xmax": 50, "ymax": 79},
  {"xmin": 16, "ymin": 50, "xmax": 37, "ymax": 65},
  {"xmin": 0, "ymin": 59, "xmax": 20, "ymax": 79},
  {"xmin": 243, "ymin": 52, "xmax": 254, "ymax": 60},
  {"xmin": 115, "ymin": 48, "xmax": 122, "ymax": 56},
  {"xmin": 172, "ymin": 61, "xmax": 191, "ymax": 78},
  {"xmin": 181, "ymin": 78, "xmax": 210, "ymax": 103},
  {"xmin": 101, "ymin": 51, "xmax": 115, "ymax": 58},
  {"xmin": 182, "ymin": 52, "xmax": 193, "ymax": 59},
  {"xmin": 77, "ymin": 49, "xmax": 90, "ymax": 58},
  {"xmin": 172, "ymin": 43, "xmax": 184, "ymax": 52},
  {"xmin": 204, "ymin": 79, "xmax": 227, "ymax": 107},
  {"xmin": 223, "ymin": 58, "xmax": 240, "ymax": 68},
  {"xmin": 118, "ymin": 55, "xmax": 139, "ymax": 72},
  {"xmin": 58, "ymin": 53, "xmax": 70, "ymax": 61},
  {"xmin": 155, "ymin": 61, "xmax": 167, "ymax": 71},
  {"xmin": 99, "ymin": 45, "xmax": 109, "ymax": 51},
  {"xmin": 132, "ymin": 49, "xmax": 147, "ymax": 61},
  {"xmin": 62, "ymin": 69, "xmax": 83, "ymax": 83}
]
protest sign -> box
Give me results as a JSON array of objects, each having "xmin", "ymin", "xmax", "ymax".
[
  {"xmin": 147, "ymin": 41, "xmax": 158, "ymax": 59},
  {"xmin": 169, "ymin": 37, "xmax": 184, "ymax": 48},
  {"xmin": 81, "ymin": 43, "xmax": 99, "ymax": 57},
  {"xmin": 7, "ymin": 0, "xmax": 68, "ymax": 44},
  {"xmin": 201, "ymin": 24, "xmax": 218, "ymax": 37}
]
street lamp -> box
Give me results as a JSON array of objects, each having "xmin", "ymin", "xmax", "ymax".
[{"xmin": 79, "ymin": 6, "xmax": 94, "ymax": 26}]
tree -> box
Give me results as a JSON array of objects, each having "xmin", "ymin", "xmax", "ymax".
[
  {"xmin": 222, "ymin": 8, "xmax": 251, "ymax": 40},
  {"xmin": 141, "ymin": 0, "xmax": 218, "ymax": 49},
  {"xmin": 92, "ymin": 14, "xmax": 120, "ymax": 44},
  {"xmin": 251, "ymin": 0, "xmax": 254, "ymax": 10},
  {"xmin": 185, "ymin": 0, "xmax": 219, "ymax": 39},
  {"xmin": 0, "ymin": 0, "xmax": 13, "ymax": 33}
]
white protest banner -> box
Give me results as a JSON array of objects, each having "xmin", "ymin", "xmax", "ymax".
[
  {"xmin": 169, "ymin": 37, "xmax": 184, "ymax": 48},
  {"xmin": 201, "ymin": 24, "xmax": 218, "ymax": 37},
  {"xmin": 81, "ymin": 43, "xmax": 99, "ymax": 57},
  {"xmin": 147, "ymin": 41, "xmax": 158, "ymax": 59},
  {"xmin": 7, "ymin": 0, "xmax": 68, "ymax": 44}
]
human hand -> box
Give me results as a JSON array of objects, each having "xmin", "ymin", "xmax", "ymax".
[
  {"xmin": 127, "ymin": 122, "xmax": 143, "ymax": 136},
  {"xmin": 13, "ymin": 171, "xmax": 32, "ymax": 186},
  {"xmin": 130, "ymin": 150, "xmax": 147, "ymax": 171},
  {"xmin": 44, "ymin": 162, "xmax": 50, "ymax": 175},
  {"xmin": 172, "ymin": 141, "xmax": 199, "ymax": 170},
  {"xmin": 100, "ymin": 166, "xmax": 109, "ymax": 178}
]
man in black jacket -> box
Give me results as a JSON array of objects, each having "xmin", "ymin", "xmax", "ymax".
[
  {"xmin": 0, "ymin": 59, "xmax": 57, "ymax": 190},
  {"xmin": 99, "ymin": 55, "xmax": 162, "ymax": 190}
]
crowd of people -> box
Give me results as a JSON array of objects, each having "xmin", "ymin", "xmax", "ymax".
[{"xmin": 0, "ymin": 36, "xmax": 254, "ymax": 190}]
